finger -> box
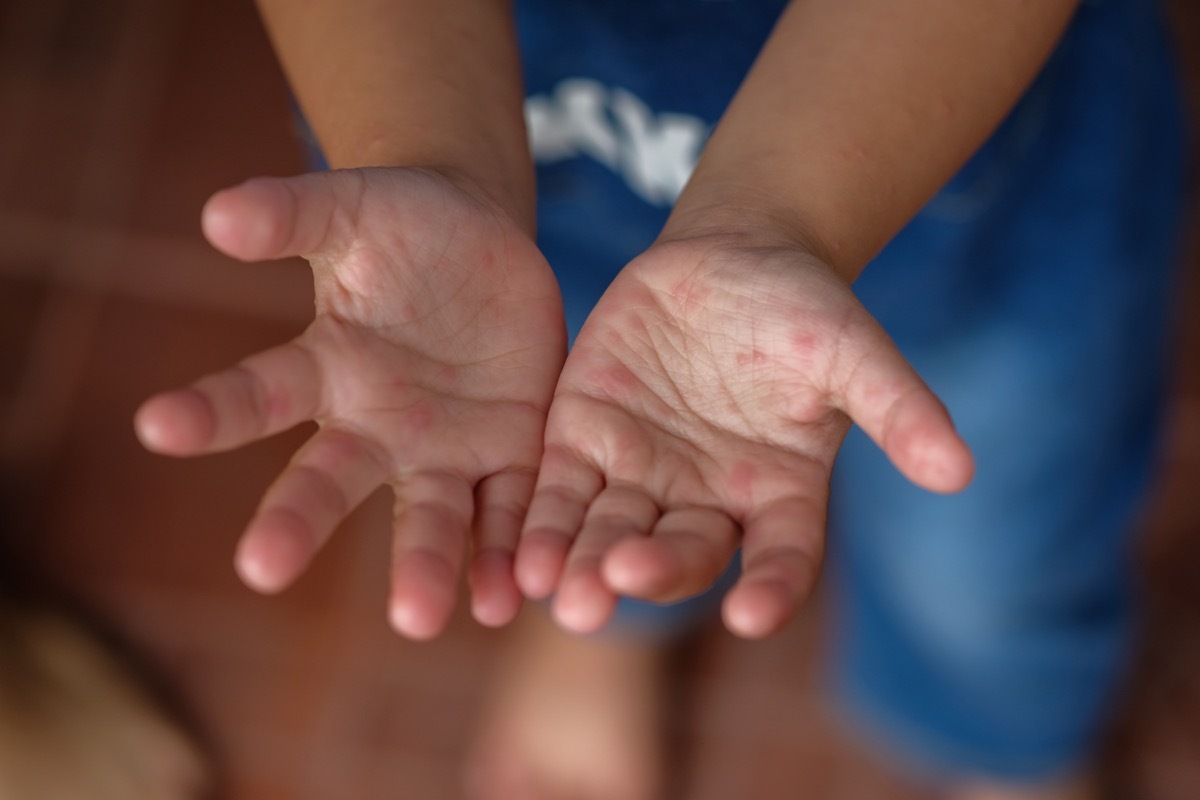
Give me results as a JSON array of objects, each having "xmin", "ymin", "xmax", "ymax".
[
  {"xmin": 722, "ymin": 496, "xmax": 825, "ymax": 640},
  {"xmin": 134, "ymin": 340, "xmax": 323, "ymax": 455},
  {"xmin": 514, "ymin": 446, "xmax": 603, "ymax": 600},
  {"xmin": 469, "ymin": 469, "xmax": 537, "ymax": 628},
  {"xmin": 389, "ymin": 472, "xmax": 474, "ymax": 641},
  {"xmin": 838, "ymin": 329, "xmax": 974, "ymax": 494},
  {"xmin": 602, "ymin": 506, "xmax": 739, "ymax": 603},
  {"xmin": 235, "ymin": 427, "xmax": 388, "ymax": 593},
  {"xmin": 201, "ymin": 173, "xmax": 353, "ymax": 263},
  {"xmin": 552, "ymin": 485, "xmax": 660, "ymax": 634}
]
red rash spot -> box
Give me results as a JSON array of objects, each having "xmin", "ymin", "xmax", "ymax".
[
  {"xmin": 791, "ymin": 334, "xmax": 819, "ymax": 356},
  {"xmin": 587, "ymin": 365, "xmax": 638, "ymax": 399},
  {"xmin": 402, "ymin": 404, "xmax": 435, "ymax": 433},
  {"xmin": 479, "ymin": 250, "xmax": 496, "ymax": 270},
  {"xmin": 264, "ymin": 390, "xmax": 292, "ymax": 424},
  {"xmin": 670, "ymin": 279, "xmax": 711, "ymax": 311},
  {"xmin": 727, "ymin": 460, "xmax": 758, "ymax": 505},
  {"xmin": 736, "ymin": 350, "xmax": 768, "ymax": 368},
  {"xmin": 317, "ymin": 432, "xmax": 360, "ymax": 472}
]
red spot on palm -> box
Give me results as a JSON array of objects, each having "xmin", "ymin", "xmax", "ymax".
[
  {"xmin": 586, "ymin": 364, "xmax": 639, "ymax": 400},
  {"xmin": 735, "ymin": 349, "xmax": 768, "ymax": 368},
  {"xmin": 790, "ymin": 333, "xmax": 819, "ymax": 356},
  {"xmin": 726, "ymin": 460, "xmax": 759, "ymax": 508},
  {"xmin": 669, "ymin": 278, "xmax": 711, "ymax": 313},
  {"xmin": 401, "ymin": 403, "xmax": 436, "ymax": 433},
  {"xmin": 264, "ymin": 390, "xmax": 292, "ymax": 424}
]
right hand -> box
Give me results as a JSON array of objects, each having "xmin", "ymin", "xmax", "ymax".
[{"xmin": 134, "ymin": 167, "xmax": 566, "ymax": 640}]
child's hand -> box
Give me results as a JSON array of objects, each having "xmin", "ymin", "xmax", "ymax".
[
  {"xmin": 135, "ymin": 168, "xmax": 565, "ymax": 639},
  {"xmin": 514, "ymin": 236, "xmax": 973, "ymax": 638}
]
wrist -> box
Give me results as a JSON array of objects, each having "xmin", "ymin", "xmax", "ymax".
[
  {"xmin": 330, "ymin": 139, "xmax": 536, "ymax": 238},
  {"xmin": 259, "ymin": 0, "xmax": 534, "ymax": 233},
  {"xmin": 421, "ymin": 163, "xmax": 536, "ymax": 239},
  {"xmin": 659, "ymin": 181, "xmax": 855, "ymax": 283}
]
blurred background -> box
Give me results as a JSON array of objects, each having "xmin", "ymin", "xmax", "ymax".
[{"xmin": 1, "ymin": 0, "xmax": 1199, "ymax": 798}]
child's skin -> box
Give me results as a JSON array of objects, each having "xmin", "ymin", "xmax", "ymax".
[
  {"xmin": 516, "ymin": 233, "xmax": 972, "ymax": 638},
  {"xmin": 135, "ymin": 167, "xmax": 566, "ymax": 640},
  {"xmin": 136, "ymin": 0, "xmax": 1092, "ymax": 797}
]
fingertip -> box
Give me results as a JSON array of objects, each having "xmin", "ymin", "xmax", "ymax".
[
  {"xmin": 133, "ymin": 398, "xmax": 173, "ymax": 452},
  {"xmin": 514, "ymin": 532, "xmax": 568, "ymax": 600},
  {"xmin": 234, "ymin": 554, "xmax": 288, "ymax": 595},
  {"xmin": 514, "ymin": 563, "xmax": 553, "ymax": 601},
  {"xmin": 470, "ymin": 551, "xmax": 523, "ymax": 628},
  {"xmin": 389, "ymin": 557, "xmax": 456, "ymax": 641},
  {"xmin": 925, "ymin": 437, "xmax": 975, "ymax": 494},
  {"xmin": 550, "ymin": 578, "xmax": 614, "ymax": 635},
  {"xmin": 885, "ymin": 392, "xmax": 975, "ymax": 494},
  {"xmin": 601, "ymin": 539, "xmax": 678, "ymax": 599},
  {"xmin": 388, "ymin": 602, "xmax": 440, "ymax": 642},
  {"xmin": 199, "ymin": 188, "xmax": 236, "ymax": 250},
  {"xmin": 721, "ymin": 582, "xmax": 789, "ymax": 640},
  {"xmin": 133, "ymin": 390, "xmax": 214, "ymax": 455},
  {"xmin": 472, "ymin": 596, "xmax": 521, "ymax": 629},
  {"xmin": 904, "ymin": 428, "xmax": 975, "ymax": 495},
  {"xmin": 234, "ymin": 512, "xmax": 315, "ymax": 594},
  {"xmin": 201, "ymin": 178, "xmax": 292, "ymax": 262}
]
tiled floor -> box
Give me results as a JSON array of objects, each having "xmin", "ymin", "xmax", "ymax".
[{"xmin": 1, "ymin": 1, "xmax": 1199, "ymax": 798}]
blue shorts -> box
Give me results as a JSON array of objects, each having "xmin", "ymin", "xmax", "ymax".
[{"xmin": 521, "ymin": 0, "xmax": 1189, "ymax": 781}]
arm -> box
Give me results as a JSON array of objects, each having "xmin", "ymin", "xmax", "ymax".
[
  {"xmin": 666, "ymin": 0, "xmax": 1080, "ymax": 278},
  {"xmin": 515, "ymin": 1, "xmax": 1079, "ymax": 637},
  {"xmin": 255, "ymin": 0, "xmax": 535, "ymax": 230}
]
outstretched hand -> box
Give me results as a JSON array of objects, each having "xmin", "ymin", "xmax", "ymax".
[
  {"xmin": 515, "ymin": 236, "xmax": 973, "ymax": 638},
  {"xmin": 135, "ymin": 168, "xmax": 565, "ymax": 639}
]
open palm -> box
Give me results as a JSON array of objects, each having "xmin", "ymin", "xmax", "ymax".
[
  {"xmin": 135, "ymin": 168, "xmax": 565, "ymax": 639},
  {"xmin": 515, "ymin": 238, "xmax": 973, "ymax": 638}
]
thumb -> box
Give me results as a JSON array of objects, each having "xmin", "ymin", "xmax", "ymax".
[
  {"xmin": 837, "ymin": 325, "xmax": 974, "ymax": 494},
  {"xmin": 201, "ymin": 172, "xmax": 349, "ymax": 263}
]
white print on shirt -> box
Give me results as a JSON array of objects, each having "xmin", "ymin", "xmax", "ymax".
[{"xmin": 525, "ymin": 79, "xmax": 709, "ymax": 207}]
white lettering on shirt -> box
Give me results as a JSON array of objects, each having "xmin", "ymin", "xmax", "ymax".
[{"xmin": 526, "ymin": 80, "xmax": 708, "ymax": 207}]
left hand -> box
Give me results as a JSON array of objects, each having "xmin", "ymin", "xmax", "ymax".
[{"xmin": 514, "ymin": 235, "xmax": 973, "ymax": 638}]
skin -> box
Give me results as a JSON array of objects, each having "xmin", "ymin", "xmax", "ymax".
[
  {"xmin": 135, "ymin": 168, "xmax": 565, "ymax": 640},
  {"xmin": 137, "ymin": 0, "xmax": 1079, "ymax": 645}
]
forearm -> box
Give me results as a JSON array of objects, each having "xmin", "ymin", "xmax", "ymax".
[
  {"xmin": 663, "ymin": 0, "xmax": 1080, "ymax": 280},
  {"xmin": 256, "ymin": 0, "xmax": 534, "ymax": 231}
]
